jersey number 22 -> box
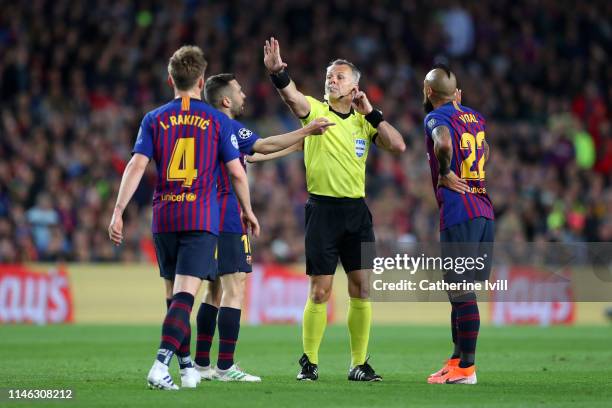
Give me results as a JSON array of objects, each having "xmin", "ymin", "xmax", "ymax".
[{"xmin": 460, "ymin": 131, "xmax": 486, "ymax": 181}]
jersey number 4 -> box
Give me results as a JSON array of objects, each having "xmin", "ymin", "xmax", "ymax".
[
  {"xmin": 460, "ymin": 131, "xmax": 486, "ymax": 180},
  {"xmin": 167, "ymin": 138, "xmax": 198, "ymax": 188}
]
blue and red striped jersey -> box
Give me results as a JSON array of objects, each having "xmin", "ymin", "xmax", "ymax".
[
  {"xmin": 132, "ymin": 97, "xmax": 240, "ymax": 234},
  {"xmin": 424, "ymin": 101, "xmax": 494, "ymax": 231},
  {"xmin": 218, "ymin": 119, "xmax": 260, "ymax": 234}
]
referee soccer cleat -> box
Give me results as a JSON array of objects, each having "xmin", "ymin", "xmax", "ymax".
[
  {"xmin": 428, "ymin": 358, "xmax": 460, "ymax": 380},
  {"xmin": 195, "ymin": 364, "xmax": 217, "ymax": 381},
  {"xmin": 180, "ymin": 366, "xmax": 202, "ymax": 388},
  {"xmin": 215, "ymin": 364, "xmax": 261, "ymax": 382},
  {"xmin": 348, "ymin": 357, "xmax": 382, "ymax": 382},
  {"xmin": 296, "ymin": 353, "xmax": 319, "ymax": 381},
  {"xmin": 428, "ymin": 365, "xmax": 477, "ymax": 385},
  {"xmin": 147, "ymin": 360, "xmax": 179, "ymax": 390}
]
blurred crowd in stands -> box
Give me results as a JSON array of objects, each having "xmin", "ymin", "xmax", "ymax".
[{"xmin": 0, "ymin": 0, "xmax": 610, "ymax": 263}]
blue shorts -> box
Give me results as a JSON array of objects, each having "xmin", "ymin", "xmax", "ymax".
[
  {"xmin": 153, "ymin": 231, "xmax": 218, "ymax": 281},
  {"xmin": 440, "ymin": 217, "xmax": 495, "ymax": 283},
  {"xmin": 218, "ymin": 232, "xmax": 252, "ymax": 275}
]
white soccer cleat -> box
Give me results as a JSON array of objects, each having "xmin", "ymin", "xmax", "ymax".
[
  {"xmin": 195, "ymin": 364, "xmax": 218, "ymax": 381},
  {"xmin": 215, "ymin": 364, "xmax": 261, "ymax": 382},
  {"xmin": 180, "ymin": 366, "xmax": 202, "ymax": 388},
  {"xmin": 147, "ymin": 360, "xmax": 179, "ymax": 390}
]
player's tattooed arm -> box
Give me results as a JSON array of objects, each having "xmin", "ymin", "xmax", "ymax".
[
  {"xmin": 108, "ymin": 153, "xmax": 150, "ymax": 245},
  {"xmin": 432, "ymin": 126, "xmax": 453, "ymax": 174},
  {"xmin": 432, "ymin": 126, "xmax": 469, "ymax": 194},
  {"xmin": 264, "ymin": 37, "xmax": 310, "ymax": 118},
  {"xmin": 483, "ymin": 139, "xmax": 490, "ymax": 163}
]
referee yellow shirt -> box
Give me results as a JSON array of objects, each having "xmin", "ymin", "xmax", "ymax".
[{"xmin": 300, "ymin": 96, "xmax": 377, "ymax": 198}]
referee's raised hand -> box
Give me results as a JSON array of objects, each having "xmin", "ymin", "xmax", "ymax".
[
  {"xmin": 304, "ymin": 117, "xmax": 335, "ymax": 135},
  {"xmin": 264, "ymin": 37, "xmax": 287, "ymax": 73}
]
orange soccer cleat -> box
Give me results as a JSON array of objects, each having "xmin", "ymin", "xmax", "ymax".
[
  {"xmin": 427, "ymin": 358, "xmax": 460, "ymax": 381},
  {"xmin": 428, "ymin": 364, "xmax": 477, "ymax": 385}
]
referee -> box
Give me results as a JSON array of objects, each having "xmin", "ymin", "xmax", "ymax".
[{"xmin": 263, "ymin": 37, "xmax": 406, "ymax": 382}]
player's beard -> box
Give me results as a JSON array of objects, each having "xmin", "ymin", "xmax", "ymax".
[
  {"xmin": 231, "ymin": 103, "xmax": 244, "ymax": 118},
  {"xmin": 423, "ymin": 96, "xmax": 434, "ymax": 113}
]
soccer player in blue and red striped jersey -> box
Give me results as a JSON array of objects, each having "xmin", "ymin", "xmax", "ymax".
[
  {"xmin": 193, "ymin": 73, "xmax": 333, "ymax": 382},
  {"xmin": 107, "ymin": 46, "xmax": 260, "ymax": 390},
  {"xmin": 422, "ymin": 64, "xmax": 494, "ymax": 385}
]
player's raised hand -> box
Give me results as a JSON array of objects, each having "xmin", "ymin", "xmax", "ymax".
[
  {"xmin": 304, "ymin": 117, "xmax": 335, "ymax": 135},
  {"xmin": 351, "ymin": 89, "xmax": 373, "ymax": 115},
  {"xmin": 108, "ymin": 210, "xmax": 124, "ymax": 245},
  {"xmin": 263, "ymin": 37, "xmax": 287, "ymax": 74},
  {"xmin": 438, "ymin": 172, "xmax": 470, "ymax": 194},
  {"xmin": 242, "ymin": 210, "xmax": 261, "ymax": 238}
]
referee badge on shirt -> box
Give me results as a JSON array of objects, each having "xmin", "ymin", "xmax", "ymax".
[{"xmin": 355, "ymin": 138, "xmax": 366, "ymax": 158}]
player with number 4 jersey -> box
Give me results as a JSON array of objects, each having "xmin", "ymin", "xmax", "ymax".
[{"xmin": 108, "ymin": 46, "xmax": 259, "ymax": 390}]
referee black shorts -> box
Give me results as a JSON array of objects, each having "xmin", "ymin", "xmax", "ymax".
[{"xmin": 305, "ymin": 194, "xmax": 376, "ymax": 275}]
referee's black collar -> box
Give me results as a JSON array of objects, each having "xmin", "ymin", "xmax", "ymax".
[{"xmin": 328, "ymin": 104, "xmax": 354, "ymax": 120}]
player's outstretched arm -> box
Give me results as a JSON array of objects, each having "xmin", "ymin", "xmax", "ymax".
[
  {"xmin": 225, "ymin": 159, "xmax": 260, "ymax": 237},
  {"xmin": 351, "ymin": 90, "xmax": 405, "ymax": 154},
  {"xmin": 264, "ymin": 37, "xmax": 310, "ymax": 118},
  {"xmin": 432, "ymin": 126, "xmax": 469, "ymax": 194},
  {"xmin": 247, "ymin": 141, "xmax": 303, "ymax": 163},
  {"xmin": 108, "ymin": 153, "xmax": 150, "ymax": 245},
  {"xmin": 252, "ymin": 117, "xmax": 333, "ymax": 155}
]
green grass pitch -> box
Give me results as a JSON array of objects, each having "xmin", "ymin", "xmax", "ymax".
[{"xmin": 1, "ymin": 324, "xmax": 611, "ymax": 407}]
